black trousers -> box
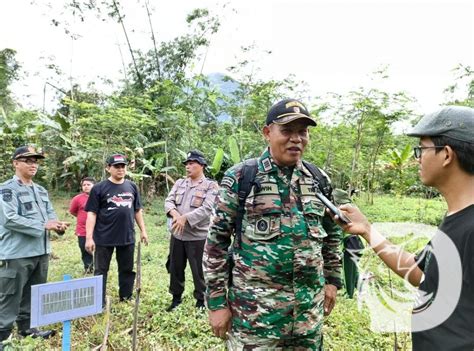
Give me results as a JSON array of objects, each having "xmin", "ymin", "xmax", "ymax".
[
  {"xmin": 168, "ymin": 236, "xmax": 206, "ymax": 302},
  {"xmin": 77, "ymin": 236, "xmax": 93, "ymax": 271},
  {"xmin": 94, "ymin": 244, "xmax": 135, "ymax": 304}
]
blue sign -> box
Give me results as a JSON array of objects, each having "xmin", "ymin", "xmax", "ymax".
[{"xmin": 31, "ymin": 276, "xmax": 103, "ymax": 328}]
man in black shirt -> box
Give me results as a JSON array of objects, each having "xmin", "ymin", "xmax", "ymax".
[
  {"xmin": 337, "ymin": 106, "xmax": 474, "ymax": 350},
  {"xmin": 85, "ymin": 154, "xmax": 149, "ymax": 304}
]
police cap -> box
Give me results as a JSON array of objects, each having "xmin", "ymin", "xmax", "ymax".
[
  {"xmin": 183, "ymin": 150, "xmax": 207, "ymax": 166},
  {"xmin": 12, "ymin": 145, "xmax": 45, "ymax": 160}
]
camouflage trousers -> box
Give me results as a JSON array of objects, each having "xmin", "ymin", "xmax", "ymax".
[{"xmin": 226, "ymin": 331, "xmax": 323, "ymax": 351}]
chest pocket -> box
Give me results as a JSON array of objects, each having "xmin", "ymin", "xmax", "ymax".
[
  {"xmin": 174, "ymin": 187, "xmax": 186, "ymax": 205},
  {"xmin": 191, "ymin": 188, "xmax": 207, "ymax": 208},
  {"xmin": 18, "ymin": 195, "xmax": 37, "ymax": 216},
  {"xmin": 40, "ymin": 193, "xmax": 50, "ymax": 211},
  {"xmin": 244, "ymin": 181, "xmax": 282, "ymax": 241},
  {"xmin": 300, "ymin": 181, "xmax": 328, "ymax": 239}
]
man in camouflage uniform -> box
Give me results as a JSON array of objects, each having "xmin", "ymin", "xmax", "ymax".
[
  {"xmin": 204, "ymin": 99, "xmax": 343, "ymax": 350},
  {"xmin": 0, "ymin": 146, "xmax": 69, "ymax": 349}
]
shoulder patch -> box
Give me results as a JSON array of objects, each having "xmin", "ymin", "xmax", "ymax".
[
  {"xmin": 220, "ymin": 176, "xmax": 235, "ymax": 189},
  {"xmin": 1, "ymin": 189, "xmax": 13, "ymax": 202},
  {"xmin": 262, "ymin": 157, "xmax": 272, "ymax": 172}
]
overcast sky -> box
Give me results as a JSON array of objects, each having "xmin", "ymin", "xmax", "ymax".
[{"xmin": 1, "ymin": 0, "xmax": 473, "ymax": 114}]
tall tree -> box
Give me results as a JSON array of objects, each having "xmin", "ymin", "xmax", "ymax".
[{"xmin": 0, "ymin": 48, "xmax": 20, "ymax": 116}]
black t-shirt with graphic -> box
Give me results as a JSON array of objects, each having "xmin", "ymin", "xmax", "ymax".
[
  {"xmin": 85, "ymin": 179, "xmax": 142, "ymax": 246},
  {"xmin": 412, "ymin": 205, "xmax": 474, "ymax": 350}
]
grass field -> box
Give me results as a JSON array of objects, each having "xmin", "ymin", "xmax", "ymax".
[{"xmin": 2, "ymin": 194, "xmax": 447, "ymax": 350}]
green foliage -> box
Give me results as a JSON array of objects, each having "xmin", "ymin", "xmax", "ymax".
[
  {"xmin": 209, "ymin": 148, "xmax": 224, "ymax": 177},
  {"xmin": 2, "ymin": 3, "xmax": 472, "ymax": 199},
  {"xmin": 228, "ymin": 137, "xmax": 241, "ymax": 165},
  {"xmin": 0, "ymin": 48, "xmax": 20, "ymax": 115},
  {"xmin": 354, "ymin": 193, "xmax": 446, "ymax": 225}
]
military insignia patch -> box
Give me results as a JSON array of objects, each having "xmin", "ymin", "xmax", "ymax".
[
  {"xmin": 24, "ymin": 202, "xmax": 33, "ymax": 211},
  {"xmin": 255, "ymin": 218, "xmax": 269, "ymax": 234},
  {"xmin": 221, "ymin": 176, "xmax": 235, "ymax": 189},
  {"xmin": 1, "ymin": 189, "xmax": 12, "ymax": 202},
  {"xmin": 262, "ymin": 158, "xmax": 272, "ymax": 172}
]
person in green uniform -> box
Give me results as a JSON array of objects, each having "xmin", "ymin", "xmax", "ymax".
[
  {"xmin": 204, "ymin": 99, "xmax": 343, "ymax": 350},
  {"xmin": 0, "ymin": 146, "xmax": 69, "ymax": 349}
]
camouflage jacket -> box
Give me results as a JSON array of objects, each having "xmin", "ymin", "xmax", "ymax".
[{"xmin": 204, "ymin": 149, "xmax": 343, "ymax": 338}]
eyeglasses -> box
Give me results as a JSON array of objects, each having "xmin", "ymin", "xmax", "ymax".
[
  {"xmin": 413, "ymin": 146, "xmax": 445, "ymax": 159},
  {"xmin": 16, "ymin": 158, "xmax": 41, "ymax": 165}
]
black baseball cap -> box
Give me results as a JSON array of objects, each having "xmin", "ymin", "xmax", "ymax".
[
  {"xmin": 12, "ymin": 146, "xmax": 45, "ymax": 160},
  {"xmin": 266, "ymin": 99, "xmax": 316, "ymax": 126},
  {"xmin": 106, "ymin": 154, "xmax": 128, "ymax": 166},
  {"xmin": 182, "ymin": 150, "xmax": 207, "ymax": 166}
]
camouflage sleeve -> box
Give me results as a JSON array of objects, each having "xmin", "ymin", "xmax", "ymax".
[
  {"xmin": 321, "ymin": 197, "xmax": 344, "ymax": 289},
  {"xmin": 204, "ymin": 167, "xmax": 240, "ymax": 310}
]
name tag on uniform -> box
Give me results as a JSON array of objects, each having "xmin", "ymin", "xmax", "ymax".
[
  {"xmin": 300, "ymin": 184, "xmax": 317, "ymax": 196},
  {"xmin": 248, "ymin": 182, "xmax": 279, "ymax": 199}
]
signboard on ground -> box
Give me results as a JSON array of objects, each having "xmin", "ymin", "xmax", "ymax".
[{"xmin": 31, "ymin": 276, "xmax": 103, "ymax": 328}]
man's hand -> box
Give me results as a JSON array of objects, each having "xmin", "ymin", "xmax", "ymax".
[
  {"xmin": 140, "ymin": 231, "xmax": 149, "ymax": 245},
  {"xmin": 85, "ymin": 237, "xmax": 95, "ymax": 254},
  {"xmin": 209, "ymin": 308, "xmax": 232, "ymax": 339},
  {"xmin": 55, "ymin": 221, "xmax": 71, "ymax": 235},
  {"xmin": 324, "ymin": 284, "xmax": 338, "ymax": 316},
  {"xmin": 333, "ymin": 205, "xmax": 371, "ymax": 238},
  {"xmin": 171, "ymin": 214, "xmax": 187, "ymax": 235},
  {"xmin": 169, "ymin": 209, "xmax": 181, "ymax": 222},
  {"xmin": 45, "ymin": 220, "xmax": 70, "ymax": 234}
]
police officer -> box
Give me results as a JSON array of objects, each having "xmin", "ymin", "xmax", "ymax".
[
  {"xmin": 204, "ymin": 99, "xmax": 343, "ymax": 349},
  {"xmin": 0, "ymin": 146, "xmax": 69, "ymax": 348},
  {"xmin": 338, "ymin": 106, "xmax": 474, "ymax": 350},
  {"xmin": 164, "ymin": 150, "xmax": 218, "ymax": 311}
]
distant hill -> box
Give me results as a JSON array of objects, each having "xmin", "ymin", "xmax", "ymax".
[
  {"xmin": 206, "ymin": 72, "xmax": 239, "ymax": 97},
  {"xmin": 206, "ymin": 73, "xmax": 239, "ymax": 121}
]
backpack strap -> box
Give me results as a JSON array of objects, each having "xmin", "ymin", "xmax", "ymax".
[
  {"xmin": 235, "ymin": 158, "xmax": 259, "ymax": 249},
  {"xmin": 302, "ymin": 160, "xmax": 333, "ymax": 199}
]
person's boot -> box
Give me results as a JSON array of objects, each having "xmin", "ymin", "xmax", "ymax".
[
  {"xmin": 119, "ymin": 294, "xmax": 133, "ymax": 302},
  {"xmin": 84, "ymin": 265, "xmax": 94, "ymax": 274},
  {"xmin": 166, "ymin": 296, "xmax": 182, "ymax": 312},
  {"xmin": 19, "ymin": 328, "xmax": 55, "ymax": 339},
  {"xmin": 195, "ymin": 300, "xmax": 206, "ymax": 310}
]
